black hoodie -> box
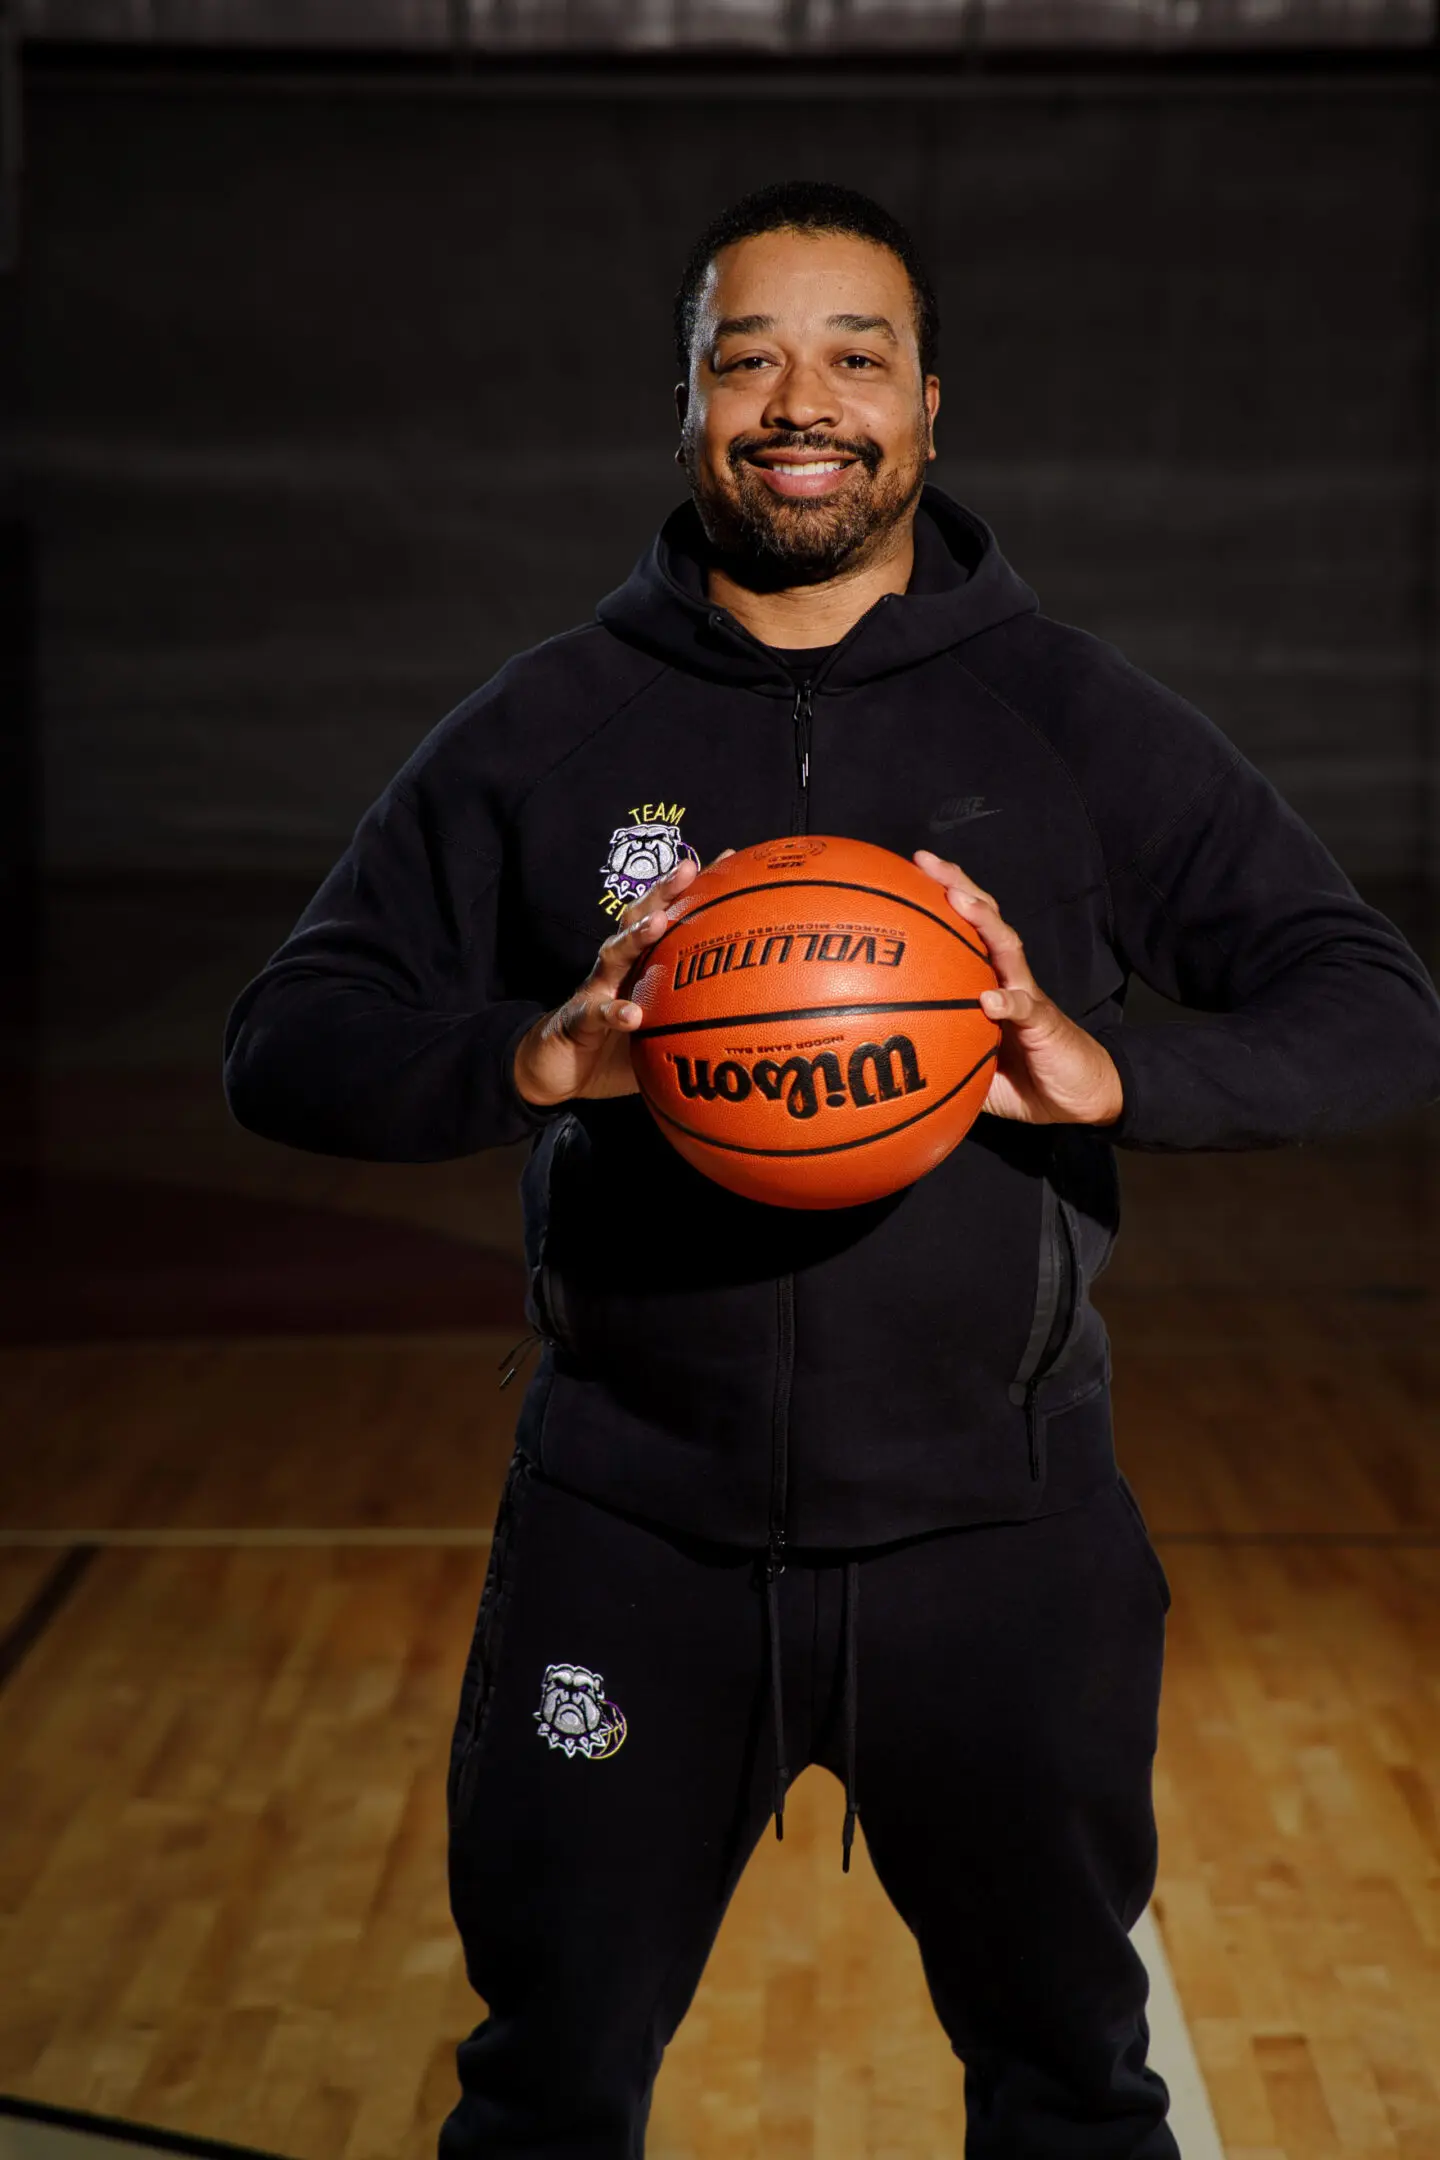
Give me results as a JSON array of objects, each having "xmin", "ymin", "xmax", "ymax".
[{"xmin": 224, "ymin": 487, "xmax": 1440, "ymax": 1551}]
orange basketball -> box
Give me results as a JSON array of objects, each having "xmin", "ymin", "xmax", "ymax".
[{"xmin": 628, "ymin": 835, "xmax": 1000, "ymax": 1209}]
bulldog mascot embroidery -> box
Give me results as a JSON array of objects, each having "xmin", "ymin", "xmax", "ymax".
[
  {"xmin": 599, "ymin": 811, "xmax": 698, "ymax": 916},
  {"xmin": 534, "ymin": 1662, "xmax": 628, "ymax": 1761}
]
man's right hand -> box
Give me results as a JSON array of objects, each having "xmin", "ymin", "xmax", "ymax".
[{"xmin": 512, "ymin": 851, "xmax": 732, "ymax": 1109}]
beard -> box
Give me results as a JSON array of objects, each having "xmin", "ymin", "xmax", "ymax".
[{"xmin": 682, "ymin": 420, "xmax": 931, "ymax": 592}]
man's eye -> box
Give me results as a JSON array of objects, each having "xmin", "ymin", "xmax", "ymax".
[{"xmin": 841, "ymin": 353, "xmax": 880, "ymax": 369}]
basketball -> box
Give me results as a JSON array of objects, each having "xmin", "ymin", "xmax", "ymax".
[{"xmin": 627, "ymin": 836, "xmax": 1001, "ymax": 1209}]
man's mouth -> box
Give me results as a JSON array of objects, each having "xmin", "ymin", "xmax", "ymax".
[{"xmin": 741, "ymin": 448, "xmax": 863, "ymax": 500}]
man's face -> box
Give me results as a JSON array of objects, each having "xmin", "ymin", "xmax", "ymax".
[{"xmin": 677, "ymin": 227, "xmax": 940, "ymax": 588}]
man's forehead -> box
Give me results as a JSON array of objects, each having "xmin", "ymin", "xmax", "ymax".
[
  {"xmin": 712, "ymin": 310, "xmax": 900, "ymax": 345},
  {"xmin": 700, "ymin": 229, "xmax": 913, "ymax": 320}
]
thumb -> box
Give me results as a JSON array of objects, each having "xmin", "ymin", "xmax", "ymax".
[{"xmin": 981, "ymin": 984, "xmax": 1048, "ymax": 1028}]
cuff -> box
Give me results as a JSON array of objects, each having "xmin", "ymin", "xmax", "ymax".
[
  {"xmin": 496, "ymin": 1005, "xmax": 573, "ymax": 1141},
  {"xmin": 1086, "ymin": 1024, "xmax": 1141, "ymax": 1146}
]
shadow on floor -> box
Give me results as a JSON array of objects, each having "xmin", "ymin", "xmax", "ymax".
[{"xmin": 0, "ymin": 1172, "xmax": 526, "ymax": 1342}]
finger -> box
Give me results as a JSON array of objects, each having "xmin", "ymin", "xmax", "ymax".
[
  {"xmin": 599, "ymin": 849, "xmax": 733, "ymax": 994},
  {"xmin": 912, "ymin": 847, "xmax": 997, "ymax": 911},
  {"xmin": 589, "ymin": 903, "xmax": 675, "ymax": 991},
  {"xmin": 705, "ymin": 847, "xmax": 737, "ymax": 870},
  {"xmin": 595, "ymin": 995, "xmax": 644, "ymax": 1031},
  {"xmin": 930, "ymin": 885, "xmax": 1034, "ymax": 993},
  {"xmin": 550, "ymin": 987, "xmax": 644, "ymax": 1044},
  {"xmin": 617, "ymin": 853, "xmax": 701, "ymax": 931}
]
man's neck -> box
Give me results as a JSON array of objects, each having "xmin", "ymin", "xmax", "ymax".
[{"xmin": 705, "ymin": 521, "xmax": 916, "ymax": 649}]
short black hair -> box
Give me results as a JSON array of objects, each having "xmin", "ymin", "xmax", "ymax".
[{"xmin": 674, "ymin": 180, "xmax": 940, "ymax": 380}]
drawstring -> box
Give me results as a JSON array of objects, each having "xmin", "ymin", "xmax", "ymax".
[
  {"xmin": 760, "ymin": 1548, "xmax": 860, "ymax": 1871},
  {"xmin": 764, "ymin": 1549, "xmax": 789, "ymax": 1840},
  {"xmin": 841, "ymin": 1560, "xmax": 860, "ymax": 1874},
  {"xmin": 497, "ymin": 1331, "xmax": 541, "ymax": 1390}
]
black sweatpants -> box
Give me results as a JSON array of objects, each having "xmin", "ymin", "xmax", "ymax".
[{"xmin": 441, "ymin": 1459, "xmax": 1177, "ymax": 2159}]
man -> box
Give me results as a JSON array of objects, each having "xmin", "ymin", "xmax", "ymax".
[{"xmin": 224, "ymin": 182, "xmax": 1440, "ymax": 2157}]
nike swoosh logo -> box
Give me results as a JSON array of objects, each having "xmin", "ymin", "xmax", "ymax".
[{"xmin": 930, "ymin": 807, "xmax": 1002, "ymax": 833}]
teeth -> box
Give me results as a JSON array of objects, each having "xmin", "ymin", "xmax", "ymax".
[{"xmin": 769, "ymin": 460, "xmax": 847, "ymax": 475}]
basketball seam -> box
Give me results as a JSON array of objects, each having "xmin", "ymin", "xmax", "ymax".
[
  {"xmin": 635, "ymin": 997, "xmax": 985, "ymax": 1042},
  {"xmin": 635, "ymin": 1043, "xmax": 999, "ymax": 1160},
  {"xmin": 668, "ymin": 876, "xmax": 990, "ymax": 963}
]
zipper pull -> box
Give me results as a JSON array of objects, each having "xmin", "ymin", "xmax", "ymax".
[
  {"xmin": 792, "ymin": 680, "xmax": 814, "ymax": 825},
  {"xmin": 765, "ymin": 1531, "xmax": 787, "ymax": 1581}
]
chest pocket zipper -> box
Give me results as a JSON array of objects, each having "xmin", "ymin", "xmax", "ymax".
[{"xmin": 1007, "ymin": 1178, "xmax": 1079, "ymax": 1479}]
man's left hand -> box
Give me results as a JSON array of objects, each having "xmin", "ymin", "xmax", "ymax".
[{"xmin": 913, "ymin": 849, "xmax": 1123, "ymax": 1127}]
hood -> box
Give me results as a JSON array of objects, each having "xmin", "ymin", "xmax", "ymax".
[{"xmin": 594, "ymin": 483, "xmax": 1039, "ymax": 694}]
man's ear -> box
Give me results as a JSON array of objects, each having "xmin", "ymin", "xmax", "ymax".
[
  {"xmin": 925, "ymin": 374, "xmax": 941, "ymax": 460},
  {"xmin": 674, "ymin": 381, "xmax": 689, "ymax": 466}
]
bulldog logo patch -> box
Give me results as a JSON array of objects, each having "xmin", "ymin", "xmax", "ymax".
[
  {"xmin": 534, "ymin": 1662, "xmax": 628, "ymax": 1761},
  {"xmin": 599, "ymin": 800, "xmax": 698, "ymax": 921}
]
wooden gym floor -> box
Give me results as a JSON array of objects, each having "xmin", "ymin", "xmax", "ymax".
[{"xmin": 1, "ymin": 883, "xmax": 1437, "ymax": 2158}]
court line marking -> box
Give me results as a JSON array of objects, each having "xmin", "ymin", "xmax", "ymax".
[
  {"xmin": 0, "ymin": 1549, "xmax": 98, "ymax": 1692},
  {"xmin": 0, "ymin": 2088, "xmax": 288, "ymax": 2157},
  {"xmin": 0, "ymin": 1529, "xmax": 495, "ymax": 1548},
  {"xmin": 1131, "ymin": 1908, "xmax": 1227, "ymax": 2160},
  {"xmin": 2, "ymin": 1529, "xmax": 1435, "ymax": 1548},
  {"xmin": 1155, "ymin": 1529, "xmax": 1440, "ymax": 1546}
]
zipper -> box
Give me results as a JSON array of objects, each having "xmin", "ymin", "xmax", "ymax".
[
  {"xmin": 1007, "ymin": 1179, "xmax": 1078, "ymax": 1478},
  {"xmin": 699, "ymin": 592, "xmax": 892, "ymax": 1535},
  {"xmin": 768, "ymin": 1274, "xmax": 795, "ymax": 1575},
  {"xmin": 791, "ymin": 677, "xmax": 814, "ymax": 836},
  {"xmin": 703, "ymin": 592, "xmax": 894, "ymax": 844}
]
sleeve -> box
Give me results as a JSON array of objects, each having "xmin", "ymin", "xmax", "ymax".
[
  {"xmin": 223, "ymin": 761, "xmax": 562, "ymax": 1163},
  {"xmin": 1089, "ymin": 745, "xmax": 1440, "ymax": 1152}
]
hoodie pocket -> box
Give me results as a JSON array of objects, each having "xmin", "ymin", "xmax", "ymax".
[
  {"xmin": 1007, "ymin": 1178, "xmax": 1079, "ymax": 1480},
  {"xmin": 1115, "ymin": 1473, "xmax": 1172, "ymax": 1615},
  {"xmin": 527, "ymin": 1118, "xmax": 577, "ymax": 1352}
]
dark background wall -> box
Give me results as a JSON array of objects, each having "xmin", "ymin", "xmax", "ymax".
[{"xmin": 17, "ymin": 69, "xmax": 1440, "ymax": 905}]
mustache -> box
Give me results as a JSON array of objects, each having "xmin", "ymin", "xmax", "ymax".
[{"xmin": 727, "ymin": 431, "xmax": 885, "ymax": 479}]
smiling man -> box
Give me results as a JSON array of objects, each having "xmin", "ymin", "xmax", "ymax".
[
  {"xmin": 225, "ymin": 183, "xmax": 1440, "ymax": 2158},
  {"xmin": 678, "ymin": 224, "xmax": 940, "ymax": 613}
]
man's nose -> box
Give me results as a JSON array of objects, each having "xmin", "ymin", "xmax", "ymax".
[{"xmin": 760, "ymin": 359, "xmax": 841, "ymax": 435}]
